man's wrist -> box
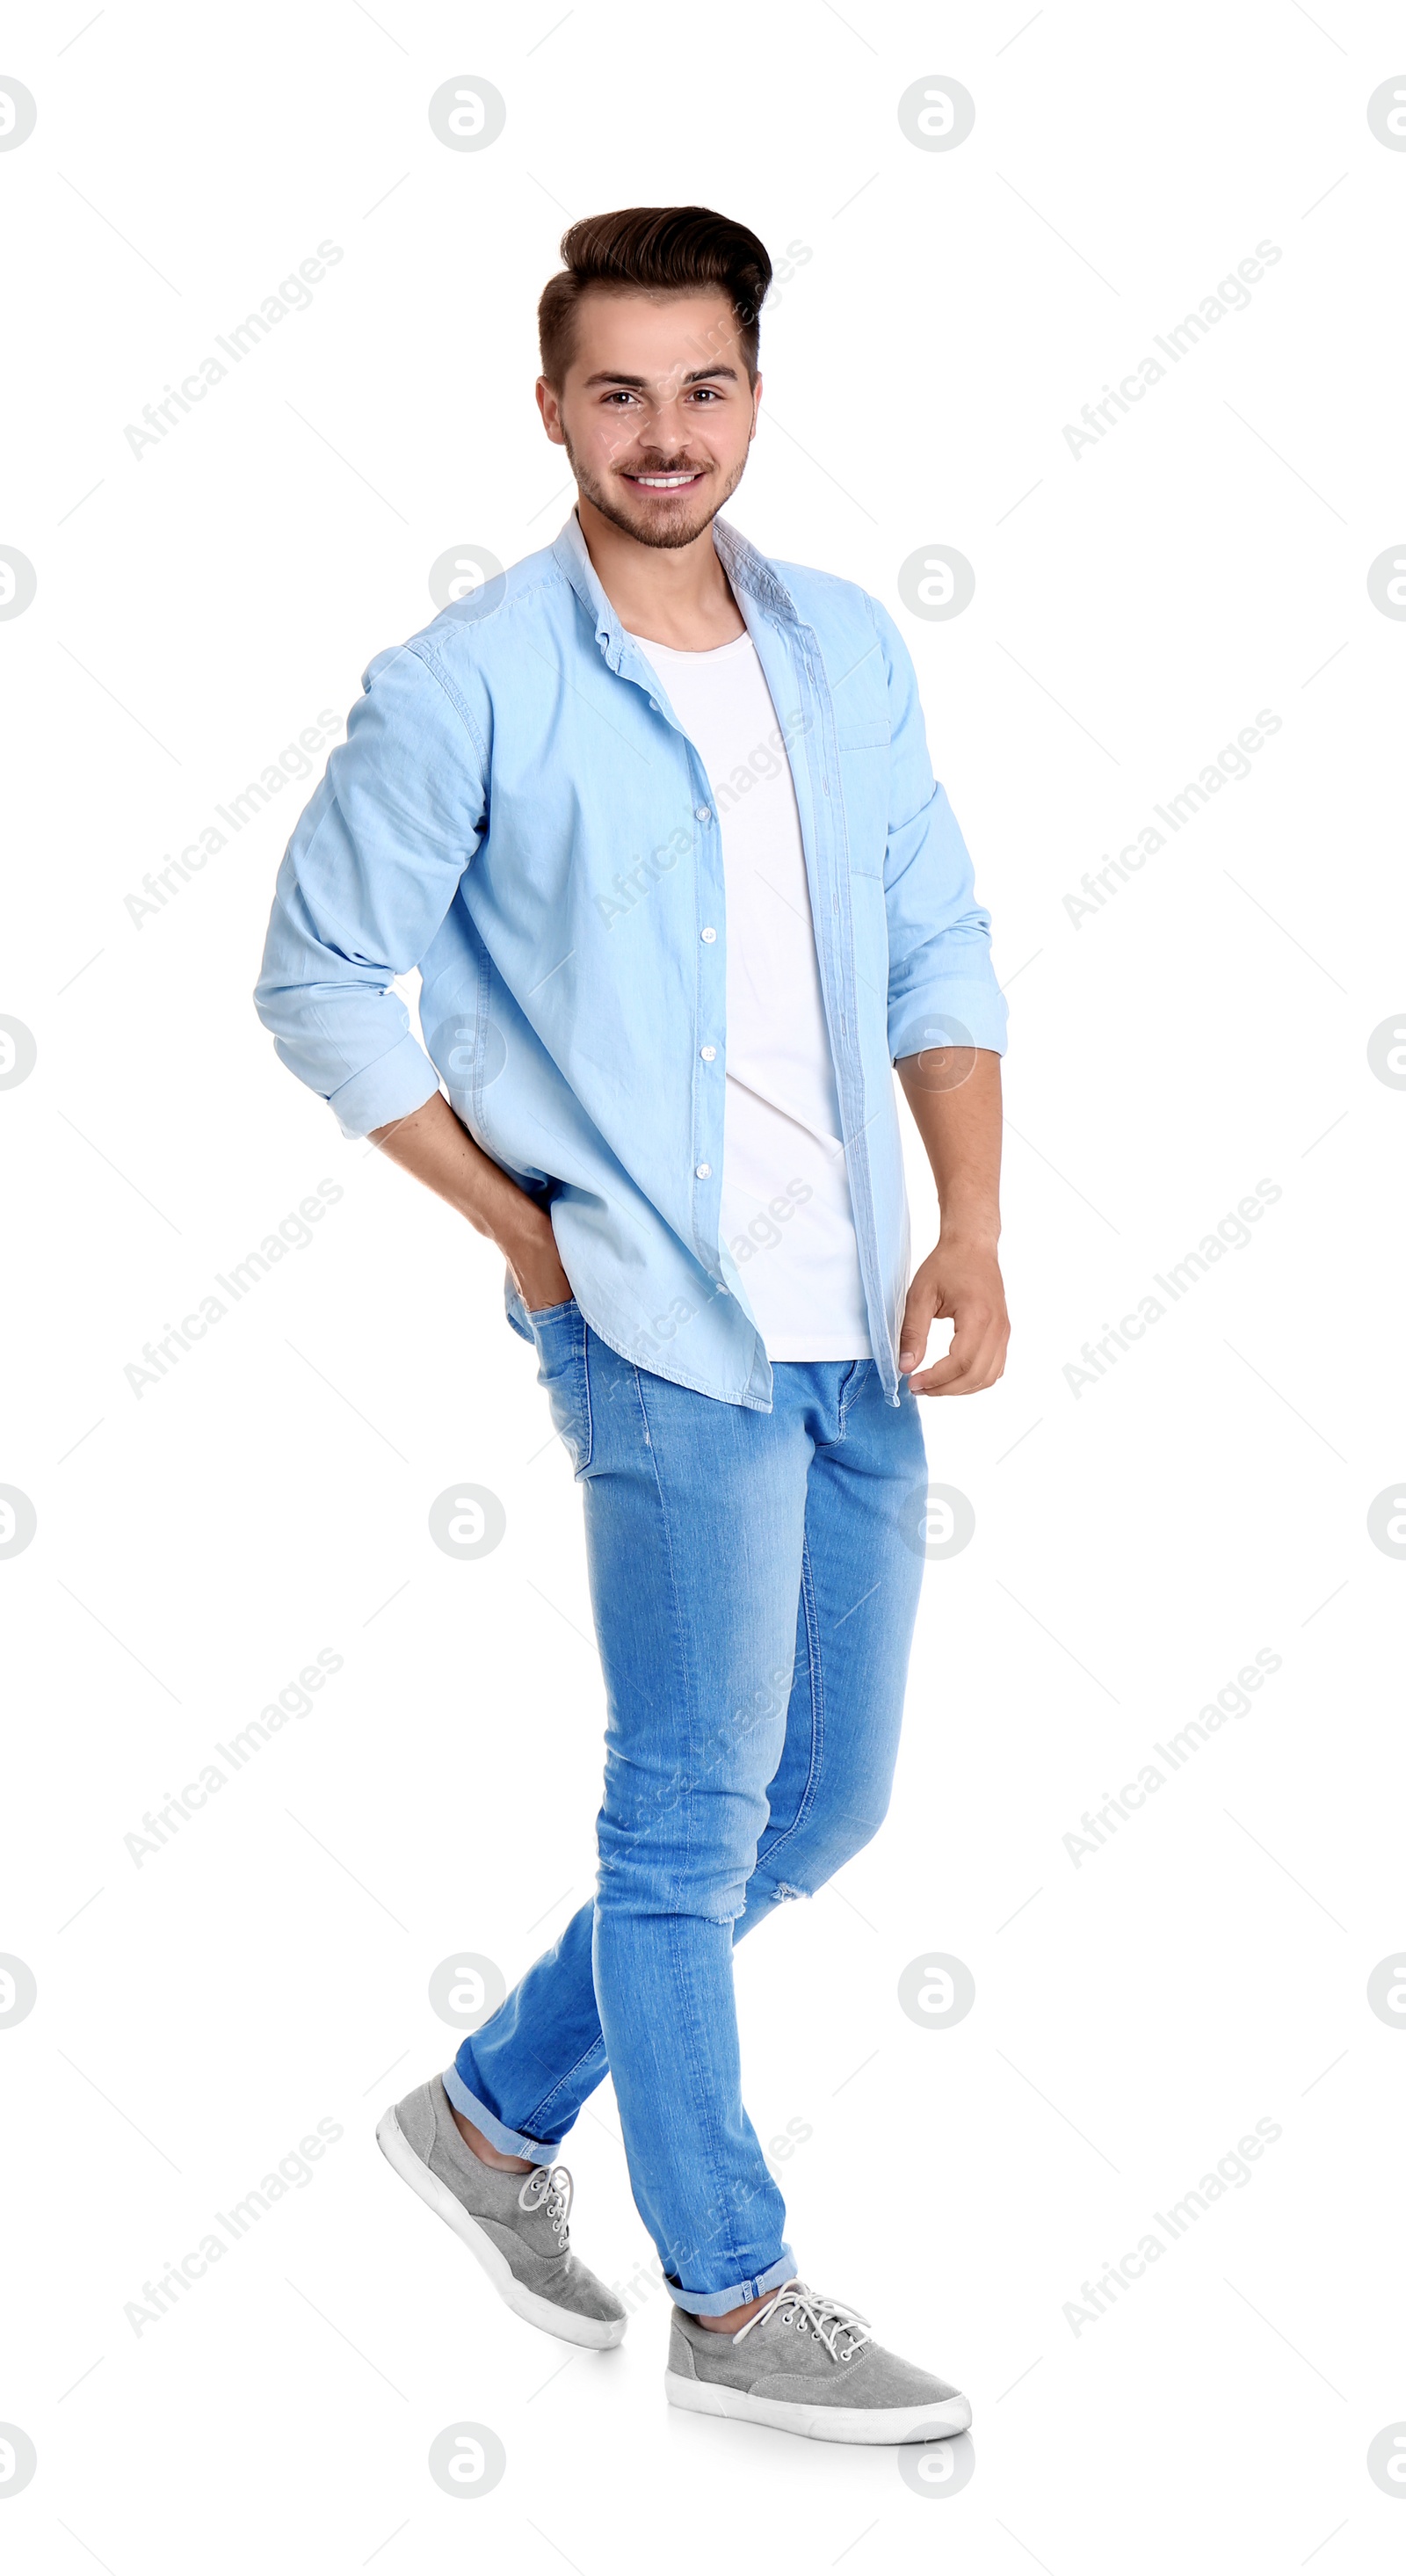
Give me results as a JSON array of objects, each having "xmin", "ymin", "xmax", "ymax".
[
  {"xmin": 495, "ymin": 1196, "xmax": 555, "ymax": 1267},
  {"xmin": 933, "ymin": 1223, "xmax": 1001, "ymax": 1256}
]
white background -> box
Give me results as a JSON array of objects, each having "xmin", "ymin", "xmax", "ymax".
[{"xmin": 4, "ymin": 1, "xmax": 1405, "ymax": 2565}]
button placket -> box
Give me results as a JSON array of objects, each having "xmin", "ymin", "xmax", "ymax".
[
  {"xmin": 800, "ymin": 620, "xmax": 887, "ymax": 1379},
  {"xmin": 695, "ymin": 788, "xmax": 723, "ymax": 1245}
]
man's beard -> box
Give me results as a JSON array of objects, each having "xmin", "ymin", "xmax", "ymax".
[{"xmin": 562, "ymin": 429, "xmax": 747, "ymax": 551}]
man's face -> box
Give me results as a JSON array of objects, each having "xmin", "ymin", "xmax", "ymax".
[{"xmin": 537, "ymin": 288, "xmax": 761, "ymax": 549}]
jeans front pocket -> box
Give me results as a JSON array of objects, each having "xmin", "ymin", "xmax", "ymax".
[{"xmin": 529, "ymin": 1298, "xmax": 593, "ymax": 1476}]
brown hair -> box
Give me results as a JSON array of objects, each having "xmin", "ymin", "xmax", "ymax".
[{"xmin": 538, "ymin": 205, "xmax": 772, "ymax": 388}]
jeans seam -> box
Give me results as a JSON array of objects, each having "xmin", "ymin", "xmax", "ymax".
[
  {"xmin": 628, "ymin": 1365, "xmax": 694, "ymax": 1911},
  {"xmin": 752, "ymin": 1530, "xmax": 825, "ymax": 1876},
  {"xmin": 670, "ymin": 1925, "xmax": 751, "ymax": 2293},
  {"xmin": 520, "ymin": 2029, "xmax": 607, "ymax": 2137},
  {"xmin": 576, "ymin": 1311, "xmax": 595, "ymax": 1472},
  {"xmin": 837, "ymin": 1357, "xmax": 866, "ymax": 1437}
]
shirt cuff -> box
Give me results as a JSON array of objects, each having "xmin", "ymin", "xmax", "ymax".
[
  {"xmin": 326, "ymin": 1035, "xmax": 441, "ymax": 1140},
  {"xmin": 888, "ymin": 978, "xmax": 1009, "ymax": 1065}
]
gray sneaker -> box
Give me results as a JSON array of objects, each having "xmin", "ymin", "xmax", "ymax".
[
  {"xmin": 376, "ymin": 2078, "xmax": 627, "ymax": 2350},
  {"xmin": 665, "ymin": 2278, "xmax": 971, "ymax": 2444}
]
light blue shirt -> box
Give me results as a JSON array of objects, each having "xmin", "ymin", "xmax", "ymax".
[{"xmin": 254, "ymin": 510, "xmax": 1007, "ymax": 1409}]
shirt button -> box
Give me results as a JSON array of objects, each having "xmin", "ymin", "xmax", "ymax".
[
  {"xmin": 701, "ymin": 925, "xmax": 717, "ymax": 943},
  {"xmin": 696, "ymin": 804, "xmax": 713, "ymax": 823},
  {"xmin": 696, "ymin": 1163, "xmax": 712, "ymax": 1179},
  {"xmin": 699, "ymin": 1045, "xmax": 716, "ymax": 1061}
]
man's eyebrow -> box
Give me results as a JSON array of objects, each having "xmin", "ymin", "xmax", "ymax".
[{"xmin": 581, "ymin": 365, "xmax": 742, "ymax": 389}]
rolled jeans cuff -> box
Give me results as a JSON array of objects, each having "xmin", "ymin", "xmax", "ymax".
[
  {"xmin": 440, "ymin": 2062, "xmax": 561, "ymax": 2167},
  {"xmin": 664, "ymin": 2248, "xmax": 797, "ymax": 2318}
]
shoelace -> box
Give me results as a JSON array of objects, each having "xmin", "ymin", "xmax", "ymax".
[
  {"xmin": 517, "ymin": 2161, "xmax": 573, "ymax": 2251},
  {"xmin": 732, "ymin": 2278, "xmax": 873, "ymax": 2362}
]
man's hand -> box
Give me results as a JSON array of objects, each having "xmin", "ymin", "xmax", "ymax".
[
  {"xmin": 368, "ymin": 1091, "xmax": 572, "ymax": 1310},
  {"xmin": 506, "ymin": 1212, "xmax": 573, "ymax": 1314},
  {"xmin": 897, "ymin": 1238, "xmax": 1009, "ymax": 1397}
]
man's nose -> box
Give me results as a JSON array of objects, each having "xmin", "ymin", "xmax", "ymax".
[{"xmin": 641, "ymin": 389, "xmax": 692, "ymax": 445}]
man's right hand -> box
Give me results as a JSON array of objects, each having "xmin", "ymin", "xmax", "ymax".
[
  {"xmin": 505, "ymin": 1213, "xmax": 574, "ymax": 1314},
  {"xmin": 368, "ymin": 1091, "xmax": 572, "ymax": 1309}
]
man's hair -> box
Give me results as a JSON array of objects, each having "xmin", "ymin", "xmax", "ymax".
[{"xmin": 538, "ymin": 206, "xmax": 772, "ymax": 388}]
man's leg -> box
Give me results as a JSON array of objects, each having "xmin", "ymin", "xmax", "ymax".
[
  {"xmin": 582, "ymin": 1336, "xmax": 817, "ymax": 2313},
  {"xmin": 449, "ymin": 1358, "xmax": 928, "ymax": 2198},
  {"xmin": 443, "ymin": 1901, "xmax": 605, "ymax": 2165},
  {"xmin": 446, "ymin": 1329, "xmax": 809, "ymax": 2262},
  {"xmin": 736, "ymin": 1358, "xmax": 927, "ymax": 1936},
  {"xmin": 451, "ymin": 1327, "xmax": 813, "ymax": 2297}
]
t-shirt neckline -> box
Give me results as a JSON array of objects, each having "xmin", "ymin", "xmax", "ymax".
[{"xmin": 624, "ymin": 626, "xmax": 754, "ymax": 660}]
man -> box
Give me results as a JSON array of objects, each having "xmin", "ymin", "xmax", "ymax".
[{"xmin": 255, "ymin": 205, "xmax": 1009, "ymax": 2445}]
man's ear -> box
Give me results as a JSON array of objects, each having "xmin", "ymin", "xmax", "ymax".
[{"xmin": 536, "ymin": 377, "xmax": 564, "ymax": 444}]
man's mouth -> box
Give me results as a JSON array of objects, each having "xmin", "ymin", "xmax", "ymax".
[{"xmin": 620, "ymin": 468, "xmax": 707, "ymax": 491}]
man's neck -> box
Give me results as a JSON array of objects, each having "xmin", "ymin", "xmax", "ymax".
[{"xmin": 575, "ymin": 492, "xmax": 747, "ymax": 651}]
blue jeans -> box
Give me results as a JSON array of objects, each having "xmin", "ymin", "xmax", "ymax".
[{"xmin": 444, "ymin": 1305, "xmax": 927, "ymax": 2315}]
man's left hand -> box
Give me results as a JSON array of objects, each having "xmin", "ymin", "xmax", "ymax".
[{"xmin": 897, "ymin": 1242, "xmax": 1010, "ymax": 1397}]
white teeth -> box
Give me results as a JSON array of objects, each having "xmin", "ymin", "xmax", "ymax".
[{"xmin": 633, "ymin": 474, "xmax": 696, "ymax": 487}]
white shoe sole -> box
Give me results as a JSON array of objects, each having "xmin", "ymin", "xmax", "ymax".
[
  {"xmin": 664, "ymin": 2369, "xmax": 971, "ymax": 2445},
  {"xmin": 375, "ymin": 2106, "xmax": 627, "ymax": 2351}
]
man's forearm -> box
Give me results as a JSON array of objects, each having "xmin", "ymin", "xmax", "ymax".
[
  {"xmin": 368, "ymin": 1090, "xmax": 570, "ymax": 1308},
  {"xmin": 895, "ymin": 1044, "xmax": 1003, "ymax": 1240}
]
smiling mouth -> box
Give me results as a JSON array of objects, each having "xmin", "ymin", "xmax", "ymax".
[{"xmin": 621, "ymin": 468, "xmax": 706, "ymax": 490}]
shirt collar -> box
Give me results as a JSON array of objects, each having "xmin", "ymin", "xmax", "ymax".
[{"xmin": 551, "ymin": 504, "xmax": 801, "ymax": 672}]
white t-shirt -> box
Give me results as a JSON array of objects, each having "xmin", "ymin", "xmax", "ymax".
[{"xmin": 626, "ymin": 625, "xmax": 872, "ymax": 1361}]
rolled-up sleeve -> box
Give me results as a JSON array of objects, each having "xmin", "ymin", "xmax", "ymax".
[
  {"xmin": 867, "ymin": 597, "xmax": 1008, "ymax": 1065},
  {"xmin": 253, "ymin": 641, "xmax": 486, "ymax": 1137}
]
